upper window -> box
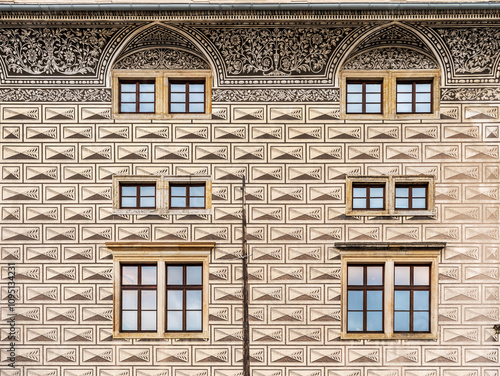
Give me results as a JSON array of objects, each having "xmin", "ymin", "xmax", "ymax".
[
  {"xmin": 170, "ymin": 184, "xmax": 206, "ymax": 209},
  {"xmin": 346, "ymin": 175, "xmax": 435, "ymax": 216},
  {"xmin": 396, "ymin": 80, "xmax": 432, "ymax": 114},
  {"xmin": 337, "ymin": 242, "xmax": 443, "ymax": 340},
  {"xmin": 120, "ymin": 184, "xmax": 156, "ymax": 209},
  {"xmin": 112, "ymin": 70, "xmax": 212, "ymax": 120},
  {"xmin": 108, "ymin": 242, "xmax": 214, "ymax": 339},
  {"xmin": 346, "ymin": 81, "xmax": 382, "ymax": 114}
]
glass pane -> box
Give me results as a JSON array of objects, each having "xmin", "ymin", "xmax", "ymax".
[
  {"xmin": 353, "ymin": 187, "xmax": 367, "ymax": 198},
  {"xmin": 121, "ymin": 84, "xmax": 136, "ymax": 92},
  {"xmin": 120, "ymin": 103, "xmax": 136, "ymax": 113},
  {"xmin": 353, "ymin": 198, "xmax": 366, "ymax": 209},
  {"xmin": 171, "ymin": 93, "xmax": 186, "ymax": 102},
  {"xmin": 170, "ymin": 103, "xmax": 186, "ymax": 113},
  {"xmin": 187, "ymin": 266, "xmax": 202, "ymax": 285},
  {"xmin": 121, "ymin": 186, "xmax": 136, "ymax": 196},
  {"xmin": 122, "ymin": 311, "xmax": 137, "ymax": 331},
  {"xmin": 395, "ymin": 198, "xmax": 409, "ymax": 209},
  {"xmin": 189, "ymin": 93, "xmax": 205, "ymax": 102},
  {"xmin": 365, "ymin": 103, "xmax": 381, "ymax": 113},
  {"xmin": 167, "ymin": 266, "xmax": 183, "ymax": 285},
  {"xmin": 186, "ymin": 290, "xmax": 202, "ymax": 309},
  {"xmin": 348, "ymin": 291, "xmax": 363, "ymax": 310},
  {"xmin": 141, "ymin": 266, "xmax": 157, "ymax": 285},
  {"xmin": 397, "ymin": 84, "xmax": 413, "ymax": 92},
  {"xmin": 394, "ymin": 311, "xmax": 410, "ymax": 331},
  {"xmin": 414, "ymin": 266, "xmax": 430, "ymax": 285},
  {"xmin": 167, "ymin": 290, "xmax": 183, "ymax": 309},
  {"xmin": 140, "ymin": 186, "xmax": 155, "ymax": 196},
  {"xmin": 416, "ymin": 83, "xmax": 431, "ymax": 92},
  {"xmin": 367, "ymin": 266, "xmax": 383, "ymax": 285},
  {"xmin": 366, "ymin": 84, "xmax": 381, "ymax": 93},
  {"xmin": 171, "ymin": 197, "xmax": 187, "ymax": 208},
  {"xmin": 394, "ymin": 290, "xmax": 410, "ymax": 310},
  {"xmin": 347, "ymin": 311, "xmax": 363, "ymax": 331},
  {"xmin": 190, "ymin": 186, "xmax": 205, "ymax": 196},
  {"xmin": 139, "ymin": 93, "xmax": 155, "ymax": 102},
  {"xmin": 370, "ymin": 198, "xmax": 384, "ymax": 209},
  {"xmin": 397, "ymin": 93, "xmax": 413, "ymax": 102},
  {"xmin": 139, "ymin": 103, "xmax": 154, "ymax": 113},
  {"xmin": 121, "ymin": 197, "xmax": 136, "ymax": 208},
  {"xmin": 122, "ymin": 290, "xmax": 138, "ymax": 309},
  {"xmin": 167, "ymin": 311, "xmax": 183, "ymax": 331},
  {"xmin": 366, "ymin": 311, "xmax": 383, "ymax": 331},
  {"xmin": 415, "ymin": 103, "xmax": 431, "ymax": 113},
  {"xmin": 347, "ymin": 103, "xmax": 362, "ymax": 113},
  {"xmin": 170, "ymin": 84, "xmax": 186, "ymax": 92},
  {"xmin": 139, "ymin": 84, "xmax": 155, "ymax": 92},
  {"xmin": 190, "ymin": 84, "xmax": 205, "ymax": 92},
  {"xmin": 121, "ymin": 93, "xmax": 136, "ymax": 102},
  {"xmin": 140, "ymin": 197, "xmax": 155, "ymax": 208},
  {"xmin": 396, "ymin": 187, "xmax": 409, "ymax": 198},
  {"xmin": 348, "ymin": 266, "xmax": 364, "ymax": 285},
  {"xmin": 186, "ymin": 311, "xmax": 202, "ymax": 331},
  {"xmin": 412, "ymin": 198, "xmax": 426, "ymax": 209},
  {"xmin": 122, "ymin": 266, "xmax": 138, "ymax": 285},
  {"xmin": 189, "ymin": 103, "xmax": 205, "ymax": 113},
  {"xmin": 416, "ymin": 93, "xmax": 431, "ymax": 102},
  {"xmin": 397, "ymin": 103, "xmax": 412, "ymax": 113},
  {"xmin": 347, "ymin": 93, "xmax": 363, "ymax": 103},
  {"xmin": 141, "ymin": 311, "xmax": 156, "ymax": 331},
  {"xmin": 412, "ymin": 187, "xmax": 426, "ymax": 197},
  {"xmin": 347, "ymin": 83, "xmax": 363, "ymax": 93},
  {"xmin": 171, "ymin": 186, "xmax": 186, "ymax": 196},
  {"xmin": 414, "ymin": 291, "xmax": 429, "ymax": 310},
  {"xmin": 366, "ymin": 93, "xmax": 381, "ymax": 103},
  {"xmin": 141, "ymin": 290, "xmax": 157, "ymax": 310},
  {"xmin": 189, "ymin": 197, "xmax": 205, "ymax": 208},
  {"xmin": 395, "ymin": 266, "xmax": 410, "ymax": 285},
  {"xmin": 413, "ymin": 312, "xmax": 429, "ymax": 331},
  {"xmin": 370, "ymin": 187, "xmax": 384, "ymax": 197},
  {"xmin": 367, "ymin": 291, "xmax": 382, "ymax": 310}
]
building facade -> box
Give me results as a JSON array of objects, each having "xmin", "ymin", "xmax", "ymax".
[{"xmin": 1, "ymin": 3, "xmax": 499, "ymax": 376}]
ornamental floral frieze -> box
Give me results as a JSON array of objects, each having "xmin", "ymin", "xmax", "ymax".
[
  {"xmin": 0, "ymin": 88, "xmax": 111, "ymax": 102},
  {"xmin": 113, "ymin": 48, "xmax": 209, "ymax": 70},
  {"xmin": 343, "ymin": 48, "xmax": 438, "ymax": 70},
  {"xmin": 212, "ymin": 88, "xmax": 340, "ymax": 102}
]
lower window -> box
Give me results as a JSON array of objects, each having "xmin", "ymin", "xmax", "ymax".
[
  {"xmin": 338, "ymin": 242, "xmax": 442, "ymax": 340},
  {"xmin": 108, "ymin": 242, "xmax": 214, "ymax": 339}
]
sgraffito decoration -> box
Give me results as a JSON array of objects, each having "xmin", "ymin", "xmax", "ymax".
[
  {"xmin": 212, "ymin": 88, "xmax": 340, "ymax": 103},
  {"xmin": 344, "ymin": 48, "xmax": 438, "ymax": 70},
  {"xmin": 113, "ymin": 48, "xmax": 209, "ymax": 70},
  {"xmin": 0, "ymin": 88, "xmax": 111, "ymax": 102},
  {"xmin": 441, "ymin": 87, "xmax": 500, "ymax": 101}
]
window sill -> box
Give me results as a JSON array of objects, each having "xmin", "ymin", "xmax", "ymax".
[
  {"xmin": 112, "ymin": 208, "xmax": 212, "ymax": 216},
  {"xmin": 113, "ymin": 331, "xmax": 209, "ymax": 339},
  {"xmin": 341, "ymin": 332, "xmax": 438, "ymax": 340},
  {"xmin": 346, "ymin": 209, "xmax": 436, "ymax": 217},
  {"xmin": 112, "ymin": 113, "xmax": 212, "ymax": 120}
]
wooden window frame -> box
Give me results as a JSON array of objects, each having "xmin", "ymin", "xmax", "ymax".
[
  {"xmin": 119, "ymin": 183, "xmax": 156, "ymax": 209},
  {"xmin": 396, "ymin": 80, "xmax": 433, "ymax": 114},
  {"xmin": 118, "ymin": 79, "xmax": 156, "ymax": 114},
  {"xmin": 338, "ymin": 242, "xmax": 443, "ymax": 340},
  {"xmin": 109, "ymin": 242, "xmax": 214, "ymax": 339},
  {"xmin": 346, "ymin": 80, "xmax": 383, "ymax": 115},
  {"xmin": 168, "ymin": 80, "xmax": 206, "ymax": 114},
  {"xmin": 395, "ymin": 185, "xmax": 428, "ymax": 210},
  {"xmin": 351, "ymin": 184, "xmax": 386, "ymax": 211},
  {"xmin": 169, "ymin": 183, "xmax": 206, "ymax": 209},
  {"xmin": 347, "ymin": 264, "xmax": 385, "ymax": 333}
]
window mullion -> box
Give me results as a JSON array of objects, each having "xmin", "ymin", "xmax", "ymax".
[
  {"xmin": 157, "ymin": 261, "xmax": 166, "ymax": 336},
  {"xmin": 385, "ymin": 260, "xmax": 394, "ymax": 337}
]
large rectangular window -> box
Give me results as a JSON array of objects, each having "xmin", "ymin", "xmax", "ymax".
[
  {"xmin": 346, "ymin": 81, "xmax": 383, "ymax": 114},
  {"xmin": 396, "ymin": 81, "xmax": 432, "ymax": 114},
  {"xmin": 352, "ymin": 185, "xmax": 385, "ymax": 210},
  {"xmin": 170, "ymin": 184, "xmax": 206, "ymax": 209},
  {"xmin": 169, "ymin": 81, "xmax": 206, "ymax": 114},
  {"xmin": 119, "ymin": 80, "xmax": 155, "ymax": 113},
  {"xmin": 120, "ymin": 184, "xmax": 156, "ymax": 209},
  {"xmin": 395, "ymin": 185, "xmax": 427, "ymax": 210}
]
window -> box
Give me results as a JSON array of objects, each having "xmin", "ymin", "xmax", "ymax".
[
  {"xmin": 340, "ymin": 71, "xmax": 439, "ymax": 119},
  {"xmin": 169, "ymin": 81, "xmax": 205, "ymax": 114},
  {"xmin": 112, "ymin": 70, "xmax": 212, "ymax": 119},
  {"xmin": 346, "ymin": 81, "xmax": 382, "ymax": 114},
  {"xmin": 337, "ymin": 242, "xmax": 443, "ymax": 340},
  {"xmin": 108, "ymin": 242, "xmax": 214, "ymax": 339},
  {"xmin": 396, "ymin": 81, "xmax": 432, "ymax": 114},
  {"xmin": 346, "ymin": 175, "xmax": 435, "ymax": 216},
  {"xmin": 112, "ymin": 175, "xmax": 212, "ymax": 215},
  {"xmin": 119, "ymin": 80, "xmax": 155, "ymax": 113}
]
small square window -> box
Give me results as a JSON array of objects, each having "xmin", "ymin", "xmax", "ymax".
[
  {"xmin": 169, "ymin": 81, "xmax": 205, "ymax": 114},
  {"xmin": 346, "ymin": 81, "xmax": 382, "ymax": 114},
  {"xmin": 352, "ymin": 185, "xmax": 385, "ymax": 210},
  {"xmin": 396, "ymin": 81, "xmax": 432, "ymax": 114},
  {"xmin": 170, "ymin": 184, "xmax": 206, "ymax": 209},
  {"xmin": 120, "ymin": 184, "xmax": 156, "ymax": 209},
  {"xmin": 395, "ymin": 185, "xmax": 427, "ymax": 210},
  {"xmin": 119, "ymin": 80, "xmax": 155, "ymax": 113}
]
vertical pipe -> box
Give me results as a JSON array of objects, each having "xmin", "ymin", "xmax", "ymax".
[{"xmin": 241, "ymin": 175, "xmax": 250, "ymax": 376}]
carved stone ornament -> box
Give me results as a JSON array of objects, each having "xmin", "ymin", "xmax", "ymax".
[
  {"xmin": 113, "ymin": 48, "xmax": 209, "ymax": 70},
  {"xmin": 343, "ymin": 48, "xmax": 438, "ymax": 70}
]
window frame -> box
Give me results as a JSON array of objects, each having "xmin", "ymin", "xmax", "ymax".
[
  {"xmin": 108, "ymin": 242, "xmax": 214, "ymax": 339},
  {"xmin": 118, "ymin": 79, "xmax": 156, "ymax": 114},
  {"xmin": 112, "ymin": 69, "xmax": 212, "ymax": 120},
  {"xmin": 396, "ymin": 79, "xmax": 433, "ymax": 114},
  {"xmin": 168, "ymin": 80, "xmax": 206, "ymax": 114},
  {"xmin": 337, "ymin": 242, "xmax": 443, "ymax": 340},
  {"xmin": 394, "ymin": 184, "xmax": 428, "ymax": 211},
  {"xmin": 340, "ymin": 70, "xmax": 440, "ymax": 120},
  {"xmin": 119, "ymin": 183, "xmax": 157, "ymax": 209},
  {"xmin": 351, "ymin": 184, "xmax": 386, "ymax": 211},
  {"xmin": 169, "ymin": 183, "xmax": 207, "ymax": 210},
  {"xmin": 345, "ymin": 80, "xmax": 383, "ymax": 115}
]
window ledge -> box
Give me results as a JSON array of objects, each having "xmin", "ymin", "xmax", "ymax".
[
  {"xmin": 335, "ymin": 242, "xmax": 446, "ymax": 252},
  {"xmin": 347, "ymin": 209, "xmax": 436, "ymax": 217},
  {"xmin": 112, "ymin": 208, "xmax": 212, "ymax": 216},
  {"xmin": 341, "ymin": 332, "xmax": 438, "ymax": 340}
]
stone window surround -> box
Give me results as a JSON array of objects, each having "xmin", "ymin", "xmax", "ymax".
[
  {"xmin": 336, "ymin": 242, "xmax": 445, "ymax": 340},
  {"xmin": 112, "ymin": 175, "xmax": 212, "ymax": 215},
  {"xmin": 345, "ymin": 175, "xmax": 435, "ymax": 217},
  {"xmin": 112, "ymin": 69, "xmax": 212, "ymax": 120},
  {"xmin": 107, "ymin": 242, "xmax": 214, "ymax": 339},
  {"xmin": 340, "ymin": 70, "xmax": 440, "ymax": 120}
]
